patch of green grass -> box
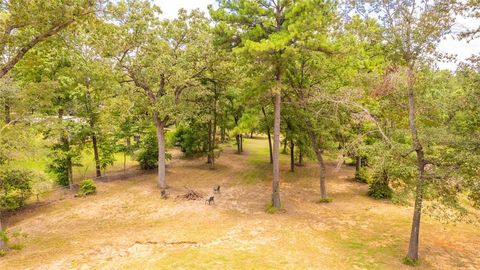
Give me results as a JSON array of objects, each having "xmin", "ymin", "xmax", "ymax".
[
  {"xmin": 403, "ymin": 256, "xmax": 421, "ymax": 266},
  {"xmin": 9, "ymin": 243, "xmax": 24, "ymax": 251},
  {"xmin": 265, "ymin": 203, "xmax": 283, "ymax": 214},
  {"xmin": 323, "ymin": 230, "xmax": 404, "ymax": 270},
  {"xmin": 318, "ymin": 197, "xmax": 333, "ymax": 203},
  {"xmin": 241, "ymin": 170, "xmax": 263, "ymax": 184}
]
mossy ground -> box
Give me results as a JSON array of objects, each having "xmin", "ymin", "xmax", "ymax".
[{"xmin": 1, "ymin": 137, "xmax": 479, "ymax": 269}]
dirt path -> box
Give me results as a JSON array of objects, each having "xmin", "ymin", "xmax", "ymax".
[{"xmin": 1, "ymin": 138, "xmax": 479, "ymax": 269}]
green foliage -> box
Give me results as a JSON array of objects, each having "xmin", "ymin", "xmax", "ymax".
[
  {"xmin": 318, "ymin": 198, "xmax": 333, "ymax": 204},
  {"xmin": 265, "ymin": 203, "xmax": 282, "ymax": 214},
  {"xmin": 173, "ymin": 123, "xmax": 208, "ymax": 157},
  {"xmin": 136, "ymin": 129, "xmax": 172, "ymax": 169},
  {"xmin": 355, "ymin": 167, "xmax": 370, "ymax": 184},
  {"xmin": 0, "ymin": 168, "xmax": 33, "ymax": 210},
  {"xmin": 78, "ymin": 179, "xmax": 96, "ymax": 196},
  {"xmin": 45, "ymin": 121, "xmax": 88, "ymax": 186},
  {"xmin": 368, "ymin": 171, "xmax": 393, "ymax": 200},
  {"xmin": 403, "ymin": 256, "xmax": 420, "ymax": 266}
]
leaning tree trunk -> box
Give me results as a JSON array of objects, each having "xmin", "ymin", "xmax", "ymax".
[
  {"xmin": 290, "ymin": 139, "xmax": 295, "ymax": 172},
  {"xmin": 406, "ymin": 67, "xmax": 426, "ymax": 262},
  {"xmin": 272, "ymin": 91, "xmax": 281, "ymax": 208},
  {"xmin": 154, "ymin": 113, "xmax": 167, "ymax": 196},
  {"xmin": 262, "ymin": 107, "xmax": 273, "ymax": 164}
]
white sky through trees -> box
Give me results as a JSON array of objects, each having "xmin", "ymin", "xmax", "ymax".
[{"xmin": 154, "ymin": 0, "xmax": 479, "ymax": 70}]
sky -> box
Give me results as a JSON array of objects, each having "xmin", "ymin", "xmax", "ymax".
[{"xmin": 154, "ymin": 0, "xmax": 479, "ymax": 71}]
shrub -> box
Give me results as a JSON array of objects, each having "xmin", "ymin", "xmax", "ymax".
[
  {"xmin": 136, "ymin": 130, "xmax": 172, "ymax": 170},
  {"xmin": 78, "ymin": 179, "xmax": 96, "ymax": 196},
  {"xmin": 0, "ymin": 168, "xmax": 33, "ymax": 210},
  {"xmin": 368, "ymin": 170, "xmax": 393, "ymax": 199},
  {"xmin": 173, "ymin": 123, "xmax": 208, "ymax": 157},
  {"xmin": 355, "ymin": 167, "xmax": 370, "ymax": 184}
]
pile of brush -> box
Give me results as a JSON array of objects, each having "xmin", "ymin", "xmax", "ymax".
[{"xmin": 176, "ymin": 186, "xmax": 203, "ymax": 200}]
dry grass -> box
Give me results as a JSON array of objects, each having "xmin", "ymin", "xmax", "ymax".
[{"xmin": 1, "ymin": 137, "xmax": 479, "ymax": 270}]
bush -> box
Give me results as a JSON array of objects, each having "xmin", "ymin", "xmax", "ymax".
[
  {"xmin": 368, "ymin": 180, "xmax": 393, "ymax": 199},
  {"xmin": 136, "ymin": 129, "xmax": 171, "ymax": 170},
  {"xmin": 78, "ymin": 179, "xmax": 96, "ymax": 196},
  {"xmin": 355, "ymin": 167, "xmax": 370, "ymax": 184},
  {"xmin": 173, "ymin": 123, "xmax": 208, "ymax": 157},
  {"xmin": 137, "ymin": 133, "xmax": 158, "ymax": 169},
  {"xmin": 368, "ymin": 170, "xmax": 393, "ymax": 199},
  {"xmin": 0, "ymin": 168, "xmax": 33, "ymax": 210}
]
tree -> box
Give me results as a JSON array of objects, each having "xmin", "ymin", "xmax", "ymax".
[
  {"xmin": 0, "ymin": 0, "xmax": 99, "ymax": 78},
  {"xmin": 351, "ymin": 0, "xmax": 461, "ymax": 262},
  {"xmin": 212, "ymin": 0, "xmax": 337, "ymax": 208},
  {"xmin": 102, "ymin": 1, "xmax": 210, "ymax": 196}
]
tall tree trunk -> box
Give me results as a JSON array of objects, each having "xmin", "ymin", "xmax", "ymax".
[
  {"xmin": 282, "ymin": 139, "xmax": 287, "ymax": 154},
  {"xmin": 355, "ymin": 156, "xmax": 362, "ymax": 172},
  {"xmin": 91, "ymin": 133, "xmax": 101, "ymax": 178},
  {"xmin": 272, "ymin": 91, "xmax": 281, "ymax": 208},
  {"xmin": 0, "ymin": 211, "xmax": 5, "ymax": 250},
  {"xmin": 262, "ymin": 107, "xmax": 273, "ymax": 164},
  {"xmin": 67, "ymin": 158, "xmax": 73, "ymax": 190},
  {"xmin": 406, "ymin": 67, "xmax": 426, "ymax": 262},
  {"xmin": 154, "ymin": 113, "xmax": 167, "ymax": 196},
  {"xmin": 236, "ymin": 134, "xmax": 241, "ymax": 154},
  {"xmin": 240, "ymin": 134, "xmax": 243, "ymax": 153},
  {"xmin": 207, "ymin": 120, "xmax": 213, "ymax": 164},
  {"xmin": 220, "ymin": 123, "xmax": 226, "ymax": 143},
  {"xmin": 290, "ymin": 139, "xmax": 295, "ymax": 172},
  {"xmin": 211, "ymin": 102, "xmax": 217, "ymax": 169},
  {"xmin": 298, "ymin": 148, "xmax": 303, "ymax": 166},
  {"xmin": 310, "ymin": 133, "xmax": 327, "ymax": 200},
  {"xmin": 4, "ymin": 102, "xmax": 11, "ymax": 124}
]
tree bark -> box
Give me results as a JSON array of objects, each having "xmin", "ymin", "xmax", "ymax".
[
  {"xmin": 91, "ymin": 133, "xmax": 101, "ymax": 178},
  {"xmin": 207, "ymin": 120, "xmax": 213, "ymax": 164},
  {"xmin": 240, "ymin": 134, "xmax": 243, "ymax": 152},
  {"xmin": 355, "ymin": 156, "xmax": 362, "ymax": 172},
  {"xmin": 211, "ymin": 102, "xmax": 217, "ymax": 169},
  {"xmin": 298, "ymin": 148, "xmax": 303, "ymax": 166},
  {"xmin": 4, "ymin": 102, "xmax": 11, "ymax": 124},
  {"xmin": 154, "ymin": 112, "xmax": 167, "ymax": 196},
  {"xmin": 406, "ymin": 67, "xmax": 426, "ymax": 262},
  {"xmin": 67, "ymin": 158, "xmax": 73, "ymax": 190},
  {"xmin": 262, "ymin": 107, "xmax": 273, "ymax": 164},
  {"xmin": 0, "ymin": 211, "xmax": 5, "ymax": 250},
  {"xmin": 272, "ymin": 91, "xmax": 281, "ymax": 208},
  {"xmin": 290, "ymin": 139, "xmax": 295, "ymax": 172},
  {"xmin": 310, "ymin": 132, "xmax": 327, "ymax": 200},
  {"xmin": 236, "ymin": 134, "xmax": 241, "ymax": 154}
]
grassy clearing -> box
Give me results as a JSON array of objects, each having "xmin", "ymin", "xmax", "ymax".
[{"xmin": 1, "ymin": 137, "xmax": 479, "ymax": 269}]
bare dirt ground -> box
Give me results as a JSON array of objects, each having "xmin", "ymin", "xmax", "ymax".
[{"xmin": 1, "ymin": 137, "xmax": 479, "ymax": 270}]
